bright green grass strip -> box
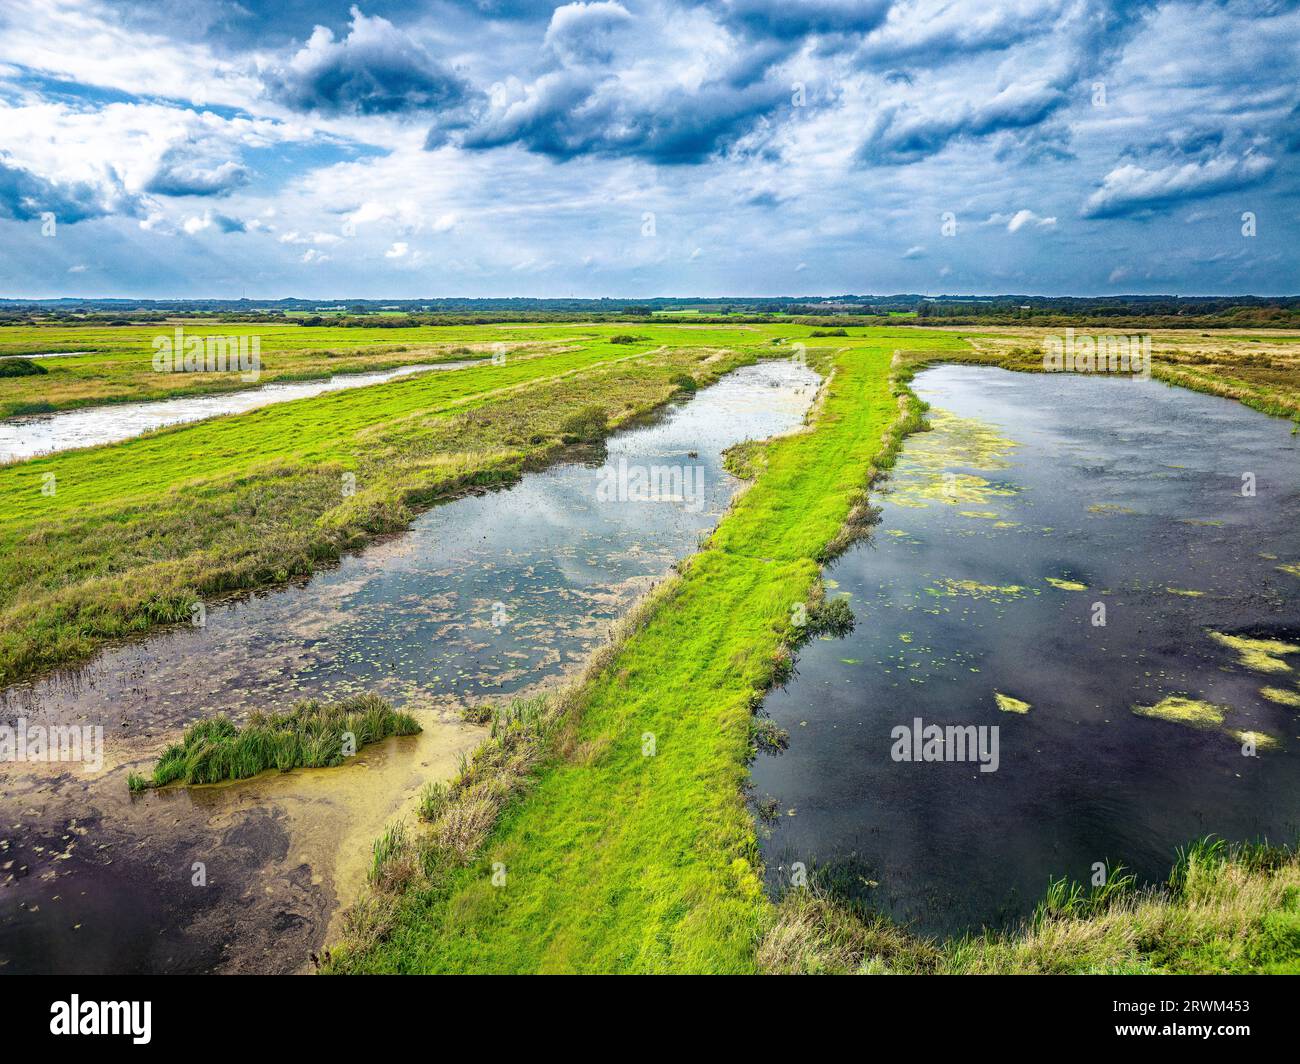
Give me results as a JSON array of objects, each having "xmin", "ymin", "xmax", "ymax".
[
  {"xmin": 328, "ymin": 332, "xmax": 969, "ymax": 973},
  {"xmin": 0, "ymin": 342, "xmax": 642, "ymax": 519},
  {"xmin": 129, "ymin": 693, "xmax": 418, "ymax": 790}
]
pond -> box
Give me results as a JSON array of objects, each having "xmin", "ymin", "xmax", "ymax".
[
  {"xmin": 0, "ymin": 359, "xmax": 817, "ymax": 973},
  {"xmin": 0, "ymin": 360, "xmax": 481, "ymax": 462},
  {"xmin": 754, "ymin": 364, "xmax": 1300, "ymax": 938}
]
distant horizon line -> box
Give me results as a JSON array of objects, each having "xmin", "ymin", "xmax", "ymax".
[{"xmin": 3, "ymin": 293, "xmax": 1299, "ymax": 304}]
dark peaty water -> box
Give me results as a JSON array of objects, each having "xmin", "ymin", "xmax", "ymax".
[{"xmin": 754, "ymin": 364, "xmax": 1300, "ymax": 938}]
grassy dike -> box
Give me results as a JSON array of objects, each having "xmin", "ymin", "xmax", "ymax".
[
  {"xmin": 322, "ymin": 332, "xmax": 966, "ymax": 973},
  {"xmin": 0, "ymin": 339, "xmax": 759, "ymax": 686}
]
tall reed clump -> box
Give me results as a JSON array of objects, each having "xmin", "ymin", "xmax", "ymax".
[{"xmin": 129, "ymin": 693, "xmax": 419, "ymax": 790}]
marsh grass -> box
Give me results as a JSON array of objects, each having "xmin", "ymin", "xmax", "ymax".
[
  {"xmin": 131, "ymin": 693, "xmax": 419, "ymax": 789},
  {"xmin": 759, "ymin": 838, "xmax": 1300, "ymax": 974}
]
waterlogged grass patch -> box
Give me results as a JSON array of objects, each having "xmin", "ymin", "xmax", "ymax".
[
  {"xmin": 1045, "ymin": 577, "xmax": 1088, "ymax": 591},
  {"xmin": 1133, "ymin": 696, "xmax": 1227, "ymax": 729},
  {"xmin": 995, "ymin": 692, "xmax": 1031, "ymax": 714},
  {"xmin": 1260, "ymin": 686, "xmax": 1300, "ymax": 708},
  {"xmin": 128, "ymin": 693, "xmax": 419, "ymax": 790},
  {"xmin": 1208, "ymin": 631, "xmax": 1300, "ymax": 674}
]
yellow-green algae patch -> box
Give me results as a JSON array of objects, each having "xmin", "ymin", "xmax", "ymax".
[
  {"xmin": 1226, "ymin": 729, "xmax": 1282, "ymax": 752},
  {"xmin": 1045, "ymin": 577, "xmax": 1087, "ymax": 591},
  {"xmin": 1088, "ymin": 503, "xmax": 1137, "ymax": 515},
  {"xmin": 929, "ymin": 578, "xmax": 1029, "ymax": 601},
  {"xmin": 1260, "ymin": 686, "xmax": 1300, "ymax": 708},
  {"xmin": 995, "ymin": 692, "xmax": 1031, "ymax": 714},
  {"xmin": 1165, "ymin": 587, "xmax": 1205, "ymax": 597},
  {"xmin": 1208, "ymin": 631, "xmax": 1300, "ymax": 674},
  {"xmin": 1133, "ymin": 696, "xmax": 1227, "ymax": 729},
  {"xmin": 958, "ymin": 510, "xmax": 1001, "ymax": 519},
  {"xmin": 883, "ymin": 410, "xmax": 1019, "ymax": 512},
  {"xmin": 1277, "ymin": 563, "xmax": 1300, "ymax": 578}
]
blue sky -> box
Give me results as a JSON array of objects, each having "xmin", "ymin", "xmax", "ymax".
[{"xmin": 0, "ymin": 0, "xmax": 1296, "ymax": 298}]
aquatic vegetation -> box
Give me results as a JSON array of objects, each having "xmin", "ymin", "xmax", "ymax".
[
  {"xmin": 130, "ymin": 693, "xmax": 419, "ymax": 789},
  {"xmin": 758, "ymin": 839, "xmax": 1300, "ymax": 974},
  {"xmin": 1278, "ymin": 563, "xmax": 1300, "ymax": 579},
  {"xmin": 1260, "ymin": 686, "xmax": 1300, "ymax": 708},
  {"xmin": 929, "ymin": 577, "xmax": 1028, "ymax": 601},
  {"xmin": 1225, "ymin": 729, "xmax": 1281, "ymax": 752},
  {"xmin": 1208, "ymin": 631, "xmax": 1299, "ymax": 674},
  {"xmin": 1045, "ymin": 577, "xmax": 1087, "ymax": 591},
  {"xmin": 1086, "ymin": 503, "xmax": 1137, "ymax": 515},
  {"xmin": 995, "ymin": 692, "xmax": 1031, "ymax": 714},
  {"xmin": 1132, "ymin": 696, "xmax": 1226, "ymax": 729},
  {"xmin": 1165, "ymin": 587, "xmax": 1205, "ymax": 597}
]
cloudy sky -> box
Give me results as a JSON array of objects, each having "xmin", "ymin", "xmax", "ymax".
[{"xmin": 0, "ymin": 0, "xmax": 1296, "ymax": 298}]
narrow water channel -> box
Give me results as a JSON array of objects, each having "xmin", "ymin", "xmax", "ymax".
[
  {"xmin": 754, "ymin": 365, "xmax": 1300, "ymax": 938},
  {"xmin": 0, "ymin": 360, "xmax": 481, "ymax": 462},
  {"xmin": 0, "ymin": 359, "xmax": 818, "ymax": 973}
]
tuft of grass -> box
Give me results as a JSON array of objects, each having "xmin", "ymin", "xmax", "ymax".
[
  {"xmin": 135, "ymin": 693, "xmax": 419, "ymax": 788},
  {"xmin": 0, "ymin": 357, "xmax": 47, "ymax": 377}
]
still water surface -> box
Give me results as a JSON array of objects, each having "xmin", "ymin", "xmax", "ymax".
[{"xmin": 755, "ymin": 365, "xmax": 1300, "ymax": 937}]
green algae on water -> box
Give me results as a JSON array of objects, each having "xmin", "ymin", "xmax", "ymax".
[
  {"xmin": 1260, "ymin": 686, "xmax": 1300, "ymax": 708},
  {"xmin": 1133, "ymin": 696, "xmax": 1227, "ymax": 729},
  {"xmin": 1045, "ymin": 577, "xmax": 1087, "ymax": 591},
  {"xmin": 1208, "ymin": 631, "xmax": 1299, "ymax": 674},
  {"xmin": 1226, "ymin": 728, "xmax": 1281, "ymax": 752},
  {"xmin": 995, "ymin": 692, "xmax": 1031, "ymax": 714}
]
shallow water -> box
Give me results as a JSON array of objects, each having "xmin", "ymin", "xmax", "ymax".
[
  {"xmin": 754, "ymin": 365, "xmax": 1300, "ymax": 938},
  {"xmin": 0, "ymin": 359, "xmax": 818, "ymax": 973},
  {"xmin": 0, "ymin": 360, "xmax": 479, "ymax": 461}
]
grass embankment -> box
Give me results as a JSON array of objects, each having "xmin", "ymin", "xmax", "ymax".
[
  {"xmin": 322, "ymin": 332, "xmax": 965, "ymax": 973},
  {"xmin": 0, "ymin": 338, "xmax": 774, "ymax": 686},
  {"xmin": 128, "ymin": 693, "xmax": 419, "ymax": 791},
  {"xmin": 948, "ymin": 328, "xmax": 1300, "ymax": 421},
  {"xmin": 761, "ymin": 839, "xmax": 1300, "ymax": 974}
]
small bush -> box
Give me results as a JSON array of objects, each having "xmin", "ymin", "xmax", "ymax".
[
  {"xmin": 0, "ymin": 358, "xmax": 48, "ymax": 377},
  {"xmin": 558, "ymin": 405, "xmax": 608, "ymax": 442}
]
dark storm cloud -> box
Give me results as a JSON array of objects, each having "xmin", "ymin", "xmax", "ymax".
[
  {"xmin": 459, "ymin": 70, "xmax": 788, "ymax": 163},
  {"xmin": 717, "ymin": 0, "xmax": 894, "ymax": 37},
  {"xmin": 268, "ymin": 6, "xmax": 472, "ymax": 116},
  {"xmin": 857, "ymin": 81, "xmax": 1068, "ymax": 165},
  {"xmin": 145, "ymin": 149, "xmax": 251, "ymax": 196},
  {"xmin": 0, "ymin": 158, "xmax": 135, "ymax": 223}
]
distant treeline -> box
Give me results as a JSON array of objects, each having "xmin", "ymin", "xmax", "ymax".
[{"xmin": 1, "ymin": 294, "xmax": 1297, "ymax": 329}]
